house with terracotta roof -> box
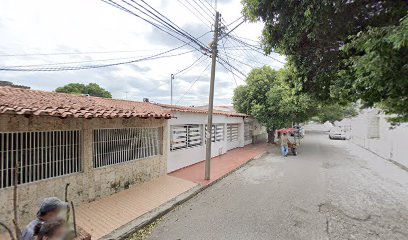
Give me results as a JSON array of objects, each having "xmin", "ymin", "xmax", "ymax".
[
  {"xmin": 157, "ymin": 104, "xmax": 267, "ymax": 172},
  {"xmin": 0, "ymin": 86, "xmax": 267, "ymax": 230},
  {"xmin": 0, "ymin": 86, "xmax": 171, "ymax": 229}
]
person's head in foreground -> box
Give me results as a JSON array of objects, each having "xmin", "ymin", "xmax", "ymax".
[
  {"xmin": 37, "ymin": 197, "xmax": 69, "ymax": 221},
  {"xmin": 22, "ymin": 197, "xmax": 68, "ymax": 240},
  {"xmin": 34, "ymin": 218, "xmax": 66, "ymax": 240}
]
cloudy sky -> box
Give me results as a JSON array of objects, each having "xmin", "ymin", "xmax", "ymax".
[{"xmin": 0, "ymin": 0, "xmax": 285, "ymax": 106}]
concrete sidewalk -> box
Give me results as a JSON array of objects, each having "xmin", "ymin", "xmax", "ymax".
[
  {"xmin": 170, "ymin": 143, "xmax": 268, "ymax": 186},
  {"xmin": 74, "ymin": 143, "xmax": 268, "ymax": 239},
  {"xmin": 76, "ymin": 175, "xmax": 197, "ymax": 239}
]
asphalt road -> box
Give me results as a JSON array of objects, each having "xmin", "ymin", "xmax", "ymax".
[{"xmin": 147, "ymin": 131, "xmax": 408, "ymax": 240}]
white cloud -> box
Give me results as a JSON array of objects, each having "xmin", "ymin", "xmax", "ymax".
[{"xmin": 0, "ymin": 0, "xmax": 285, "ymax": 106}]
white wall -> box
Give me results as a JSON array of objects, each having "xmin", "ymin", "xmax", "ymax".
[
  {"xmin": 351, "ymin": 109, "xmax": 408, "ymax": 168},
  {"xmin": 167, "ymin": 112, "xmax": 245, "ymax": 173}
]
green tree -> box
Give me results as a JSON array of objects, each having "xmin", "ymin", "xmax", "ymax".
[
  {"xmin": 241, "ymin": 0, "xmax": 407, "ymax": 119},
  {"xmin": 315, "ymin": 103, "xmax": 358, "ymax": 123},
  {"xmin": 334, "ymin": 16, "xmax": 408, "ymax": 122},
  {"xmin": 233, "ymin": 66, "xmax": 314, "ymax": 142},
  {"xmin": 55, "ymin": 83, "xmax": 112, "ymax": 98}
]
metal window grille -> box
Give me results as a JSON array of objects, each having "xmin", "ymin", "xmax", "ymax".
[
  {"xmin": 93, "ymin": 127, "xmax": 161, "ymax": 168},
  {"xmin": 0, "ymin": 130, "xmax": 82, "ymax": 189},
  {"xmin": 205, "ymin": 124, "xmax": 224, "ymax": 142},
  {"xmin": 244, "ymin": 123, "xmax": 253, "ymax": 141},
  {"xmin": 170, "ymin": 125, "xmax": 202, "ymax": 151},
  {"xmin": 227, "ymin": 124, "xmax": 239, "ymax": 142}
]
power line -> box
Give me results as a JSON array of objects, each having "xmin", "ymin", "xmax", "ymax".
[
  {"xmin": 202, "ymin": 0, "xmax": 217, "ymax": 12},
  {"xmin": 217, "ymin": 60, "xmax": 246, "ymax": 82},
  {"xmin": 175, "ymin": 61, "xmax": 211, "ymax": 105},
  {"xmin": 137, "ymin": 0, "xmax": 210, "ymax": 50},
  {"xmin": 177, "ymin": 0, "xmax": 212, "ymax": 27},
  {"xmin": 217, "ymin": 56, "xmax": 247, "ymax": 78},
  {"xmin": 127, "ymin": 0, "xmax": 209, "ymax": 51},
  {"xmin": 196, "ymin": 0, "xmax": 215, "ymax": 16},
  {"xmin": 221, "ymin": 50, "xmax": 271, "ymax": 67},
  {"xmin": 2, "ymin": 51, "xmax": 191, "ymax": 68},
  {"xmin": 174, "ymin": 54, "xmax": 208, "ymax": 76},
  {"xmin": 219, "ymin": 35, "xmax": 261, "ymax": 68},
  {"xmin": 225, "ymin": 16, "xmax": 244, "ymax": 27},
  {"xmin": 0, "ymin": 45, "xmax": 198, "ymax": 72},
  {"xmin": 218, "ymin": 19, "xmax": 245, "ymax": 41},
  {"xmin": 191, "ymin": 0, "xmax": 215, "ymax": 20},
  {"xmin": 143, "ymin": 55, "xmax": 209, "ymax": 94},
  {"xmin": 0, "ymin": 49, "xmax": 169, "ymax": 57},
  {"xmin": 102, "ymin": 0, "xmax": 210, "ymax": 54},
  {"xmin": 220, "ymin": 39, "xmax": 239, "ymax": 86},
  {"xmin": 226, "ymin": 35, "xmax": 285, "ymax": 64},
  {"xmin": 102, "ymin": 0, "xmax": 202, "ymax": 52}
]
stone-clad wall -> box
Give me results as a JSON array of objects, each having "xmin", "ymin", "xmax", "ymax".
[{"xmin": 0, "ymin": 114, "xmax": 168, "ymax": 230}]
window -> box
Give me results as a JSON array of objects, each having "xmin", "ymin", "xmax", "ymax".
[
  {"xmin": 244, "ymin": 122, "xmax": 253, "ymax": 141},
  {"xmin": 93, "ymin": 127, "xmax": 161, "ymax": 168},
  {"xmin": 227, "ymin": 124, "xmax": 239, "ymax": 142},
  {"xmin": 205, "ymin": 124, "xmax": 224, "ymax": 142},
  {"xmin": 0, "ymin": 130, "xmax": 82, "ymax": 189},
  {"xmin": 170, "ymin": 125, "xmax": 202, "ymax": 151}
]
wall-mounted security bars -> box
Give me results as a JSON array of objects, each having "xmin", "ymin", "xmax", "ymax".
[
  {"xmin": 0, "ymin": 130, "xmax": 82, "ymax": 189},
  {"xmin": 227, "ymin": 124, "xmax": 239, "ymax": 142},
  {"xmin": 170, "ymin": 124, "xmax": 202, "ymax": 151},
  {"xmin": 205, "ymin": 124, "xmax": 224, "ymax": 142},
  {"xmin": 93, "ymin": 127, "xmax": 161, "ymax": 168}
]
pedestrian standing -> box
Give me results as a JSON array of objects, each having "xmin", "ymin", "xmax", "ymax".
[{"xmin": 280, "ymin": 132, "xmax": 289, "ymax": 157}]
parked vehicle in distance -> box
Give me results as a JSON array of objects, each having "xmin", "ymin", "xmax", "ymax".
[{"xmin": 329, "ymin": 127, "xmax": 351, "ymax": 140}]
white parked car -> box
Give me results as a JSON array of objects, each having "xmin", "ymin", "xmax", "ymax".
[{"xmin": 329, "ymin": 127, "xmax": 351, "ymax": 140}]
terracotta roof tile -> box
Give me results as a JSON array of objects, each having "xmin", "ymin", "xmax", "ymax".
[
  {"xmin": 0, "ymin": 86, "xmax": 172, "ymax": 119},
  {"xmin": 156, "ymin": 103, "xmax": 248, "ymax": 117}
]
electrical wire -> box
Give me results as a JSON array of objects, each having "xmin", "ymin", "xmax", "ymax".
[
  {"xmin": 102, "ymin": 0, "xmax": 203, "ymax": 53},
  {"xmin": 217, "ymin": 56, "xmax": 247, "ymax": 78},
  {"xmin": 196, "ymin": 0, "xmax": 215, "ymax": 16},
  {"xmin": 191, "ymin": 0, "xmax": 215, "ymax": 20},
  {"xmin": 226, "ymin": 35, "xmax": 285, "ymax": 64},
  {"xmin": 173, "ymin": 54, "xmax": 208, "ymax": 76},
  {"xmin": 175, "ymin": 61, "xmax": 211, "ymax": 105},
  {"xmin": 220, "ymin": 39, "xmax": 239, "ymax": 86},
  {"xmin": 136, "ymin": 0, "xmax": 210, "ymax": 51},
  {"xmin": 177, "ymin": 0, "xmax": 212, "ymax": 27},
  {"xmin": 0, "ymin": 45, "xmax": 197, "ymax": 72},
  {"xmin": 225, "ymin": 16, "xmax": 244, "ymax": 27},
  {"xmin": 0, "ymin": 49, "xmax": 169, "ymax": 57},
  {"xmin": 102, "ymin": 0, "xmax": 210, "ymax": 54},
  {"xmin": 217, "ymin": 60, "xmax": 246, "ymax": 82}
]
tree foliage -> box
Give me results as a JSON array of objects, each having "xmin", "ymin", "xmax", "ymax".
[
  {"xmin": 233, "ymin": 66, "xmax": 314, "ymax": 141},
  {"xmin": 242, "ymin": 0, "xmax": 407, "ymax": 120},
  {"xmin": 315, "ymin": 103, "xmax": 358, "ymax": 123},
  {"xmin": 334, "ymin": 16, "xmax": 408, "ymax": 122},
  {"xmin": 55, "ymin": 83, "xmax": 112, "ymax": 98}
]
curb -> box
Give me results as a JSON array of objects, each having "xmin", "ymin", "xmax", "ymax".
[
  {"xmin": 102, "ymin": 148, "xmax": 269, "ymax": 240},
  {"xmin": 101, "ymin": 185, "xmax": 202, "ymax": 240}
]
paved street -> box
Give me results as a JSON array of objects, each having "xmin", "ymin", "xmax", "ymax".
[{"xmin": 148, "ymin": 131, "xmax": 408, "ymax": 240}]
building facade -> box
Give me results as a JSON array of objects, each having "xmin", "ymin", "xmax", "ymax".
[
  {"xmin": 0, "ymin": 86, "xmax": 267, "ymax": 230},
  {"xmin": 0, "ymin": 87, "xmax": 170, "ymax": 230},
  {"xmin": 159, "ymin": 105, "xmax": 267, "ymax": 173}
]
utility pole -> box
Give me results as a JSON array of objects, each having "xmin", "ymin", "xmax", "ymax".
[
  {"xmin": 171, "ymin": 74, "xmax": 174, "ymax": 105},
  {"xmin": 205, "ymin": 11, "xmax": 220, "ymax": 180}
]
